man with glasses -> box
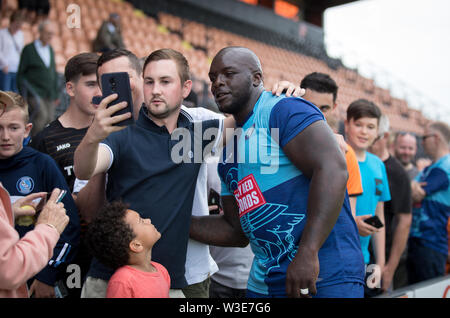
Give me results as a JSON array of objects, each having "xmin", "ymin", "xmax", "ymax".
[{"xmin": 407, "ymin": 121, "xmax": 450, "ymax": 284}]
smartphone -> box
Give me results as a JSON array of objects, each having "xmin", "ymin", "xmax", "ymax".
[
  {"xmin": 208, "ymin": 189, "xmax": 222, "ymax": 215},
  {"xmin": 92, "ymin": 72, "xmax": 134, "ymax": 126},
  {"xmin": 54, "ymin": 280, "xmax": 69, "ymax": 298},
  {"xmin": 56, "ymin": 190, "xmax": 67, "ymax": 203},
  {"xmin": 364, "ymin": 215, "xmax": 384, "ymax": 229}
]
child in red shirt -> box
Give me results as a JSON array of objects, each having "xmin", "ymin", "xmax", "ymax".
[{"xmin": 87, "ymin": 201, "xmax": 170, "ymax": 298}]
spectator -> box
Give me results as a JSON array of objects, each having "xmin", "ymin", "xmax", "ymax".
[
  {"xmin": 179, "ymin": 105, "xmax": 222, "ymax": 298},
  {"xmin": 65, "ymin": 48, "xmax": 144, "ymax": 231},
  {"xmin": 369, "ymin": 115, "xmax": 412, "ymax": 292},
  {"xmin": 190, "ymin": 46, "xmax": 365, "ymax": 298},
  {"xmin": 87, "ymin": 201, "xmax": 170, "ymax": 298},
  {"xmin": 344, "ymin": 99, "xmax": 390, "ymax": 295},
  {"xmin": 17, "ymin": 20, "xmax": 58, "ymax": 136},
  {"xmin": 95, "ymin": 48, "xmax": 144, "ymax": 120},
  {"xmin": 29, "ymin": 52, "xmax": 101, "ymax": 298},
  {"xmin": 393, "ymin": 132, "xmax": 420, "ymax": 180},
  {"xmin": 408, "ymin": 121, "xmax": 450, "ymax": 284},
  {"xmin": 75, "ymin": 48, "xmax": 298, "ymax": 298},
  {"xmin": 301, "ymin": 72, "xmax": 363, "ymax": 215},
  {"xmin": 93, "ymin": 13, "xmax": 125, "ymax": 53},
  {"xmin": 0, "ymin": 11, "xmax": 24, "ymax": 93},
  {"xmin": 0, "ymin": 186, "xmax": 69, "ymax": 298},
  {"xmin": 74, "ymin": 48, "xmax": 228, "ymax": 298},
  {"xmin": 31, "ymin": 52, "xmax": 100, "ymax": 191},
  {"xmin": 0, "ymin": 90, "xmax": 79, "ymax": 298}
]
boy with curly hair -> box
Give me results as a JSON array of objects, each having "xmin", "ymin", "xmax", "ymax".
[{"xmin": 87, "ymin": 201, "xmax": 170, "ymax": 298}]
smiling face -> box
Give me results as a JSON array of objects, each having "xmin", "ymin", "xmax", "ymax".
[
  {"xmin": 208, "ymin": 48, "xmax": 261, "ymax": 115},
  {"xmin": 394, "ymin": 133, "xmax": 417, "ymax": 166},
  {"xmin": 345, "ymin": 116, "xmax": 379, "ymax": 152},
  {"xmin": 0, "ymin": 108, "xmax": 32, "ymax": 159}
]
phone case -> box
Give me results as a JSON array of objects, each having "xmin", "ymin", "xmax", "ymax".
[{"xmin": 100, "ymin": 72, "xmax": 134, "ymax": 126}]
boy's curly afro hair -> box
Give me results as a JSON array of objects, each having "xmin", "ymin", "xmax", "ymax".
[{"xmin": 86, "ymin": 201, "xmax": 136, "ymax": 270}]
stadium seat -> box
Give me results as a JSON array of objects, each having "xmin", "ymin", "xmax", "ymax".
[{"xmin": 2, "ymin": 0, "xmax": 426, "ymax": 134}]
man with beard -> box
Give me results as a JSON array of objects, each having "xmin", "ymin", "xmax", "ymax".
[
  {"xmin": 74, "ymin": 48, "xmax": 229, "ymax": 297},
  {"xmin": 189, "ymin": 46, "xmax": 365, "ymax": 298}
]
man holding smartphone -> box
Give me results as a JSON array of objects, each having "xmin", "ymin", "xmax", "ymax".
[
  {"xmin": 74, "ymin": 48, "xmax": 226, "ymax": 297},
  {"xmin": 75, "ymin": 48, "xmax": 303, "ymax": 298}
]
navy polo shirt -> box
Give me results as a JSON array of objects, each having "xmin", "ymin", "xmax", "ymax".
[{"xmin": 88, "ymin": 106, "xmax": 222, "ymax": 288}]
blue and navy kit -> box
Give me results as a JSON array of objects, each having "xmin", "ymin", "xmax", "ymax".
[
  {"xmin": 218, "ymin": 91, "xmax": 365, "ymax": 296},
  {"xmin": 0, "ymin": 146, "xmax": 80, "ymax": 285},
  {"xmin": 410, "ymin": 154, "xmax": 450, "ymax": 256},
  {"xmin": 88, "ymin": 106, "xmax": 222, "ymax": 289}
]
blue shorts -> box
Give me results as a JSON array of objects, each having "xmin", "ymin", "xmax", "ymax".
[{"xmin": 246, "ymin": 282, "xmax": 364, "ymax": 298}]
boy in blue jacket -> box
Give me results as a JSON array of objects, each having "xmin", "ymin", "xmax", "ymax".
[{"xmin": 0, "ymin": 90, "xmax": 79, "ymax": 297}]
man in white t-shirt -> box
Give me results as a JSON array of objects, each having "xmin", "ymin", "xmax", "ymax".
[{"xmin": 0, "ymin": 11, "xmax": 24, "ymax": 93}]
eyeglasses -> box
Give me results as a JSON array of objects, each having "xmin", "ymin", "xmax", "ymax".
[
  {"xmin": 421, "ymin": 134, "xmax": 436, "ymax": 141},
  {"xmin": 0, "ymin": 101, "xmax": 6, "ymax": 117}
]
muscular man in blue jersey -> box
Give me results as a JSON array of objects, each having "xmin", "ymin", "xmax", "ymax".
[{"xmin": 190, "ymin": 47, "xmax": 365, "ymax": 298}]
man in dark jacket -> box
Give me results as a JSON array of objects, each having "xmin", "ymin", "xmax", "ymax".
[{"xmin": 17, "ymin": 20, "xmax": 59, "ymax": 136}]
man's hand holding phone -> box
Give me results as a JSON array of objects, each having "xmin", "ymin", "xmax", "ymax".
[
  {"xmin": 355, "ymin": 214, "xmax": 382, "ymax": 237},
  {"xmin": 87, "ymin": 93, "xmax": 131, "ymax": 144}
]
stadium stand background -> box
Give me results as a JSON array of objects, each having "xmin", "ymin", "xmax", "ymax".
[{"xmin": 0, "ymin": 0, "xmax": 430, "ymax": 136}]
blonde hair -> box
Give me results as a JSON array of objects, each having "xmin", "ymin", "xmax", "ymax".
[{"xmin": 4, "ymin": 91, "xmax": 29, "ymax": 123}]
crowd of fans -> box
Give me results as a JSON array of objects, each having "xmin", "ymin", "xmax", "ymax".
[{"xmin": 0, "ymin": 7, "xmax": 449, "ymax": 299}]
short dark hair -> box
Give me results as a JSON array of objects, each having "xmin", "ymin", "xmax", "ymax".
[
  {"xmin": 86, "ymin": 201, "xmax": 135, "ymax": 270},
  {"xmin": 347, "ymin": 99, "xmax": 382, "ymax": 122},
  {"xmin": 97, "ymin": 48, "xmax": 142, "ymax": 81},
  {"xmin": 64, "ymin": 52, "xmax": 99, "ymax": 83},
  {"xmin": 301, "ymin": 72, "xmax": 338, "ymax": 102},
  {"xmin": 143, "ymin": 48, "xmax": 190, "ymax": 83}
]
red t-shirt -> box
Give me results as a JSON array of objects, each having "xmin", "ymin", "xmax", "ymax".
[{"xmin": 106, "ymin": 262, "xmax": 170, "ymax": 298}]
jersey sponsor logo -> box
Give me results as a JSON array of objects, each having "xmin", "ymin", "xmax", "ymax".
[
  {"xmin": 57, "ymin": 143, "xmax": 71, "ymax": 151},
  {"xmin": 16, "ymin": 176, "xmax": 34, "ymax": 194},
  {"xmin": 234, "ymin": 174, "xmax": 266, "ymax": 217}
]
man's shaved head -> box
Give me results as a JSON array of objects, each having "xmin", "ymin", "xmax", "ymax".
[
  {"xmin": 213, "ymin": 46, "xmax": 263, "ymax": 77},
  {"xmin": 209, "ymin": 46, "xmax": 264, "ymax": 117}
]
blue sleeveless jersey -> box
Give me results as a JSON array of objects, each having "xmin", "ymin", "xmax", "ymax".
[{"xmin": 218, "ymin": 91, "xmax": 365, "ymax": 296}]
